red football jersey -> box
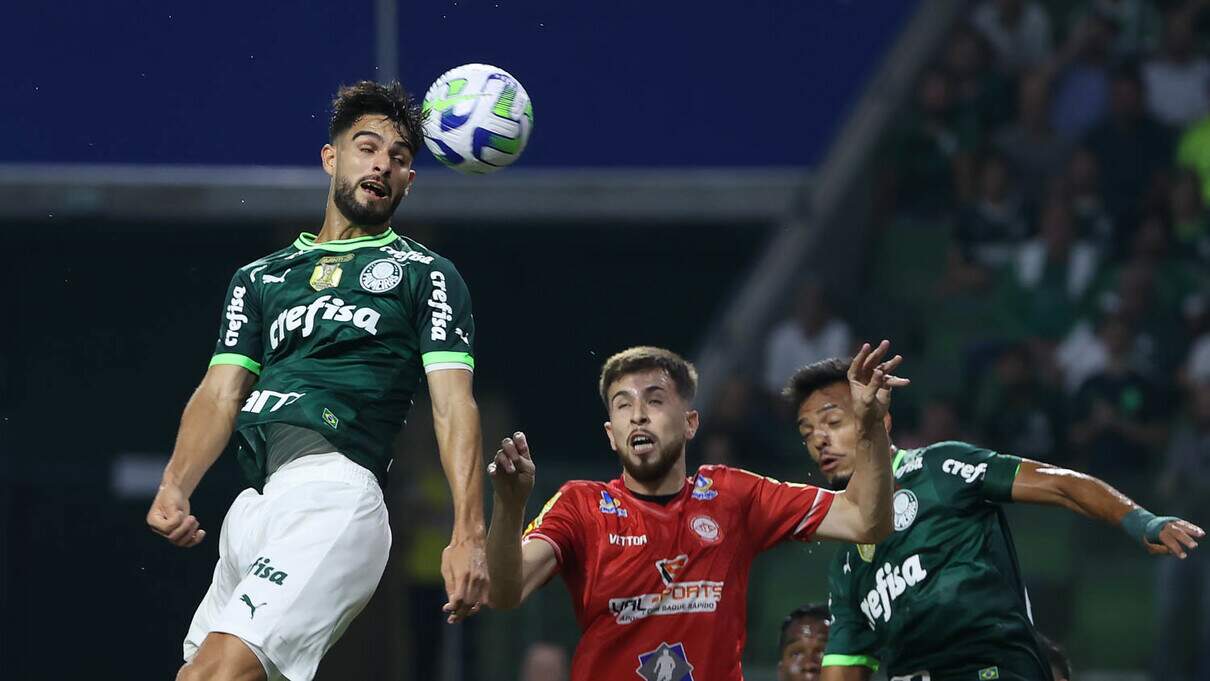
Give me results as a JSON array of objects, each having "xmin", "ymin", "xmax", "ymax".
[{"xmin": 523, "ymin": 464, "xmax": 835, "ymax": 681}]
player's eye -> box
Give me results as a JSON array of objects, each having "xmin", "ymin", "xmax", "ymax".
[
  {"xmin": 649, "ymin": 399, "xmax": 663, "ymax": 406},
  {"xmin": 391, "ymin": 155, "xmax": 405, "ymax": 164}
]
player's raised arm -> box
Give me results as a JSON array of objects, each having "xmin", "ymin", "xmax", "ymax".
[
  {"xmin": 1010, "ymin": 460, "xmax": 1205, "ymax": 558},
  {"xmin": 429, "ymin": 368, "xmax": 490, "ymax": 622},
  {"xmin": 814, "ymin": 341, "xmax": 907, "ymax": 543},
  {"xmin": 483, "ymin": 432, "xmax": 559, "ymax": 611},
  {"xmin": 147, "ymin": 363, "xmax": 257, "ymax": 547}
]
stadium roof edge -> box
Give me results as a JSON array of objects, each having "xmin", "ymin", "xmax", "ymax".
[{"xmin": 0, "ymin": 164, "xmax": 810, "ymax": 224}]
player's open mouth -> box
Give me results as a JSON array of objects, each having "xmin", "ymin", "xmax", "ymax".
[
  {"xmin": 819, "ymin": 454, "xmax": 840, "ymax": 474},
  {"xmin": 359, "ymin": 180, "xmax": 388, "ymax": 198},
  {"xmin": 629, "ymin": 432, "xmax": 656, "ymax": 455}
]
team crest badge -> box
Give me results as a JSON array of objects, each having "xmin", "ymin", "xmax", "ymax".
[
  {"xmin": 893, "ymin": 489, "xmax": 919, "ymax": 532},
  {"xmin": 857, "ymin": 543, "xmax": 876, "ymax": 563},
  {"xmin": 310, "ymin": 253, "xmax": 354, "ymax": 291},
  {"xmin": 635, "ymin": 642, "xmax": 695, "ymax": 681},
  {"xmin": 360, "ymin": 258, "xmax": 403, "ymax": 293},
  {"xmin": 689, "ymin": 514, "xmax": 721, "ymax": 544},
  {"xmin": 691, "ymin": 474, "xmax": 717, "ymax": 500}
]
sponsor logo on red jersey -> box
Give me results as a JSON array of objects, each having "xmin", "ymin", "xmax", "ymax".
[
  {"xmin": 599, "ymin": 491, "xmax": 628, "ymax": 517},
  {"xmin": 691, "ymin": 474, "xmax": 718, "ymax": 501}
]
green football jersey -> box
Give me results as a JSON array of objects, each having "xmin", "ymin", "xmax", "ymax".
[
  {"xmin": 822, "ymin": 441, "xmax": 1052, "ymax": 681},
  {"xmin": 209, "ymin": 227, "xmax": 475, "ymax": 487}
]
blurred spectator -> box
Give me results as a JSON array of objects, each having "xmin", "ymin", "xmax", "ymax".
[
  {"xmin": 1057, "ymin": 147, "xmax": 1119, "ymax": 255},
  {"xmin": 1186, "ymin": 331, "xmax": 1210, "ymax": 385},
  {"xmin": 974, "ymin": 344, "xmax": 1066, "ymax": 461},
  {"xmin": 520, "ymin": 642, "xmax": 570, "ymax": 681},
  {"xmin": 1153, "ymin": 380, "xmax": 1210, "ymax": 681},
  {"xmin": 882, "ymin": 68, "xmax": 977, "ymax": 216},
  {"xmin": 971, "ymin": 0, "xmax": 1054, "ymax": 74},
  {"xmin": 945, "ymin": 24, "xmax": 1014, "ymax": 136},
  {"xmin": 1177, "ymin": 112, "xmax": 1210, "ymax": 201},
  {"xmin": 1010, "ymin": 196, "xmax": 1099, "ymax": 340},
  {"xmin": 1050, "ymin": 11, "xmax": 1118, "ymax": 140},
  {"xmin": 1074, "ymin": 0, "xmax": 1164, "ymax": 58},
  {"xmin": 1171, "ymin": 168, "xmax": 1210, "ymax": 263},
  {"xmin": 898, "ymin": 398, "xmax": 966, "ymax": 449},
  {"xmin": 777, "ymin": 603, "xmax": 830, "ymax": 681},
  {"xmin": 1143, "ymin": 7, "xmax": 1210, "ymax": 127},
  {"xmin": 947, "ymin": 153, "xmax": 1029, "ymax": 292},
  {"xmin": 1068, "ymin": 313, "xmax": 1166, "ymax": 495},
  {"xmin": 696, "ymin": 375, "xmax": 777, "ymax": 466},
  {"xmin": 1084, "ymin": 65, "xmax": 1175, "ymax": 225},
  {"xmin": 994, "ymin": 70, "xmax": 1073, "ymax": 203},
  {"xmin": 763, "ymin": 280, "xmax": 852, "ymax": 395}
]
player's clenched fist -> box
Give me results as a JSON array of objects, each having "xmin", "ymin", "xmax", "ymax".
[
  {"xmin": 146, "ymin": 482, "xmax": 206, "ymax": 548},
  {"xmin": 488, "ymin": 431, "xmax": 536, "ymax": 508}
]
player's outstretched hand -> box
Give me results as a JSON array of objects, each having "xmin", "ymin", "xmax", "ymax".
[
  {"xmin": 146, "ymin": 482, "xmax": 206, "ymax": 548},
  {"xmin": 1144, "ymin": 518, "xmax": 1204, "ymax": 559},
  {"xmin": 487, "ymin": 431, "xmax": 536, "ymax": 509},
  {"xmin": 848, "ymin": 340, "xmax": 910, "ymax": 428},
  {"xmin": 441, "ymin": 535, "xmax": 489, "ymax": 624}
]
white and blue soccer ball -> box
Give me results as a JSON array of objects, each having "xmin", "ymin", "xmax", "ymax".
[{"xmin": 422, "ymin": 63, "xmax": 533, "ymax": 174}]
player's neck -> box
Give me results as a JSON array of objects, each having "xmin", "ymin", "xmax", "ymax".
[
  {"xmin": 622, "ymin": 458, "xmax": 688, "ymax": 496},
  {"xmin": 316, "ymin": 203, "xmax": 390, "ymax": 243}
]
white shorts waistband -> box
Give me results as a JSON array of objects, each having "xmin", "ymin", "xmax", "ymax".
[{"xmin": 264, "ymin": 452, "xmax": 380, "ymax": 496}]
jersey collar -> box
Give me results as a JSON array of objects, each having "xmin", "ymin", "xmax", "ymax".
[{"xmin": 293, "ymin": 227, "xmax": 397, "ymax": 252}]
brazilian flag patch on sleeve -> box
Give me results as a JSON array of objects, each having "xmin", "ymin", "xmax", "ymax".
[{"xmin": 978, "ymin": 667, "xmax": 1000, "ymax": 680}]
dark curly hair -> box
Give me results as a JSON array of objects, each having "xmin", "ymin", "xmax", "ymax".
[
  {"xmin": 329, "ymin": 81, "xmax": 425, "ymax": 156},
  {"xmin": 783, "ymin": 357, "xmax": 850, "ymax": 411}
]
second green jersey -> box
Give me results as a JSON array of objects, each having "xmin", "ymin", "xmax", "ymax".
[
  {"xmin": 209, "ymin": 227, "xmax": 475, "ymax": 487},
  {"xmin": 823, "ymin": 441, "xmax": 1051, "ymax": 681}
]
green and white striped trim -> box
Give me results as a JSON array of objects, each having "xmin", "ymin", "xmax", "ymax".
[
  {"xmin": 210, "ymin": 353, "xmax": 262, "ymax": 376},
  {"xmin": 422, "ymin": 351, "xmax": 474, "ymax": 373},
  {"xmin": 821, "ymin": 654, "xmax": 879, "ymax": 671},
  {"xmin": 293, "ymin": 228, "xmax": 397, "ymax": 252}
]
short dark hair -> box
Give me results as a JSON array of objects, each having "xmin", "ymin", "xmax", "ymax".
[
  {"xmin": 329, "ymin": 81, "xmax": 425, "ymax": 155},
  {"xmin": 599, "ymin": 346, "xmax": 698, "ymax": 406},
  {"xmin": 783, "ymin": 357, "xmax": 850, "ymax": 411},
  {"xmin": 779, "ymin": 603, "xmax": 829, "ymax": 653},
  {"xmin": 1037, "ymin": 633, "xmax": 1071, "ymax": 680}
]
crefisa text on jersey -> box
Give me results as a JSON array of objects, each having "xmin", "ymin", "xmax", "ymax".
[{"xmin": 268, "ymin": 295, "xmax": 382, "ymax": 349}]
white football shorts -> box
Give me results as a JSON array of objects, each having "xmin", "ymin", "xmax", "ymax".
[{"xmin": 183, "ymin": 452, "xmax": 391, "ymax": 681}]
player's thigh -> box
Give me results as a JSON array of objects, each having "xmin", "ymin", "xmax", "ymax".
[
  {"xmin": 177, "ymin": 632, "xmax": 267, "ymax": 681},
  {"xmin": 183, "ymin": 489, "xmax": 263, "ymax": 661},
  {"xmin": 220, "ymin": 481, "xmax": 390, "ymax": 681}
]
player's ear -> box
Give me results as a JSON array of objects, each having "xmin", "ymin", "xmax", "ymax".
[
  {"xmin": 685, "ymin": 410, "xmax": 700, "ymax": 440},
  {"xmin": 404, "ymin": 168, "xmax": 416, "ymax": 197},
  {"xmin": 321, "ymin": 143, "xmax": 337, "ymax": 177},
  {"xmin": 604, "ymin": 421, "xmax": 618, "ymax": 452}
]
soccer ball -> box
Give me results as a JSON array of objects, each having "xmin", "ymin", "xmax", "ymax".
[{"xmin": 421, "ymin": 63, "xmax": 533, "ymax": 174}]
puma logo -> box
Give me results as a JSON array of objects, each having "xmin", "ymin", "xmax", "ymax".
[
  {"xmin": 240, "ymin": 594, "xmax": 267, "ymax": 619},
  {"xmin": 262, "ymin": 269, "xmax": 291, "ymax": 284}
]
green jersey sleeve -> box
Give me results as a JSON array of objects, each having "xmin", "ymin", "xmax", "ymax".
[
  {"xmin": 209, "ymin": 268, "xmax": 263, "ymax": 376},
  {"xmin": 822, "ymin": 550, "xmax": 881, "ymax": 672},
  {"xmin": 929, "ymin": 440, "xmax": 1021, "ymax": 508},
  {"xmin": 415, "ymin": 258, "xmax": 475, "ymax": 373}
]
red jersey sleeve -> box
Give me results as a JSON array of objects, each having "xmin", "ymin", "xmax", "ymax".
[
  {"xmin": 522, "ymin": 482, "xmax": 587, "ymax": 569},
  {"xmin": 728, "ymin": 468, "xmax": 835, "ymax": 552}
]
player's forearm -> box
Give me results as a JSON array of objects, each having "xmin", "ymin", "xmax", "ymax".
[
  {"xmin": 162, "ymin": 388, "xmax": 241, "ymax": 497},
  {"xmin": 845, "ymin": 421, "xmax": 895, "ymax": 541},
  {"xmin": 1015, "ymin": 463, "xmax": 1138, "ymax": 525},
  {"xmin": 435, "ymin": 395, "xmax": 487, "ymax": 541},
  {"xmin": 485, "ymin": 493, "xmax": 526, "ymax": 609}
]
